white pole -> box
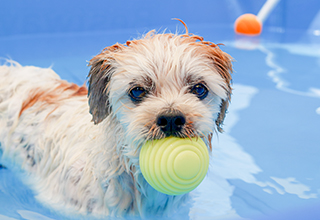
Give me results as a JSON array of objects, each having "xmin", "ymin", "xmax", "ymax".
[{"xmin": 257, "ymin": 0, "xmax": 280, "ymax": 23}]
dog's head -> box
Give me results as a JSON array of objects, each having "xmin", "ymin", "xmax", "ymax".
[{"xmin": 88, "ymin": 29, "xmax": 232, "ymax": 148}]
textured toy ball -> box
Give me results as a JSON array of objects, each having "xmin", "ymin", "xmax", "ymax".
[
  {"xmin": 139, "ymin": 137, "xmax": 209, "ymax": 195},
  {"xmin": 234, "ymin": 13, "xmax": 262, "ymax": 35}
]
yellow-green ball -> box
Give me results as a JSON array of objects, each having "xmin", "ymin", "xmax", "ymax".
[{"xmin": 139, "ymin": 137, "xmax": 209, "ymax": 195}]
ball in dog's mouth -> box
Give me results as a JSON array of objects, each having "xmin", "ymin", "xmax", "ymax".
[{"xmin": 139, "ymin": 137, "xmax": 209, "ymax": 195}]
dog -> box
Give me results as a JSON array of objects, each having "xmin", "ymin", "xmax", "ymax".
[{"xmin": 0, "ymin": 22, "xmax": 233, "ymax": 218}]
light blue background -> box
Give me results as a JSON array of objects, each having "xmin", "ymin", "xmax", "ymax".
[{"xmin": 1, "ymin": 0, "xmax": 319, "ymax": 37}]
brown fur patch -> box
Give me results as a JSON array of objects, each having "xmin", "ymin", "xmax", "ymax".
[{"xmin": 19, "ymin": 81, "xmax": 88, "ymax": 117}]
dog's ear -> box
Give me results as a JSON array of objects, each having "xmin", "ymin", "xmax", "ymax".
[
  {"xmin": 182, "ymin": 34, "xmax": 233, "ymax": 132},
  {"xmin": 203, "ymin": 43, "xmax": 233, "ymax": 132},
  {"xmin": 216, "ymin": 99, "xmax": 230, "ymax": 132},
  {"xmin": 87, "ymin": 44, "xmax": 123, "ymax": 124},
  {"xmin": 88, "ymin": 58, "xmax": 111, "ymax": 124}
]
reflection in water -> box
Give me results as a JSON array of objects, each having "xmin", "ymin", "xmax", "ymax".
[
  {"xmin": 190, "ymin": 84, "xmax": 260, "ymax": 219},
  {"xmin": 190, "ymin": 82, "xmax": 318, "ymax": 219},
  {"xmin": 259, "ymin": 45, "xmax": 320, "ymax": 98},
  {"xmin": 270, "ymin": 177, "xmax": 317, "ymax": 199}
]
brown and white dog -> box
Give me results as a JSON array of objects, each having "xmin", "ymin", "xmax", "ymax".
[{"xmin": 0, "ymin": 23, "xmax": 233, "ymax": 218}]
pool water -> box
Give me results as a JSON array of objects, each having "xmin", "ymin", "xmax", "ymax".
[{"xmin": 1, "ymin": 1, "xmax": 320, "ymax": 218}]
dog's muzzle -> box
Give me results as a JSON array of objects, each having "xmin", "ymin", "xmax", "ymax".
[{"xmin": 156, "ymin": 111, "xmax": 186, "ymax": 137}]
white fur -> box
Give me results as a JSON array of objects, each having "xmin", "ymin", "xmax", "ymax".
[{"xmin": 0, "ymin": 31, "xmax": 232, "ymax": 218}]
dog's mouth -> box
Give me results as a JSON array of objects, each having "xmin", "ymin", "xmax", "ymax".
[
  {"xmin": 145, "ymin": 121, "xmax": 199, "ymax": 141},
  {"xmin": 143, "ymin": 110, "xmax": 199, "ymax": 140},
  {"xmin": 142, "ymin": 124, "xmax": 213, "ymax": 152}
]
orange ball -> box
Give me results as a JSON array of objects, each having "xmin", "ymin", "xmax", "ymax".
[{"xmin": 234, "ymin": 14, "xmax": 262, "ymax": 36}]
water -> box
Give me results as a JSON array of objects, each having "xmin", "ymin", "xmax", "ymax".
[
  {"xmin": 212, "ymin": 40, "xmax": 320, "ymax": 219},
  {"xmin": 0, "ymin": 25, "xmax": 320, "ymax": 219}
]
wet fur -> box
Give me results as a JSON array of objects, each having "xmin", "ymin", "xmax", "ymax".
[{"xmin": 0, "ymin": 28, "xmax": 232, "ymax": 218}]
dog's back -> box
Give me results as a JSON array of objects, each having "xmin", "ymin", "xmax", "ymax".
[
  {"xmin": 0, "ymin": 62, "xmax": 103, "ymax": 214},
  {"xmin": 0, "ymin": 61, "xmax": 90, "ymax": 170},
  {"xmin": 0, "ymin": 62, "xmax": 144, "ymax": 217},
  {"xmin": 0, "ymin": 62, "xmax": 64, "ymax": 166},
  {"xmin": 0, "ymin": 61, "xmax": 87, "ymax": 109}
]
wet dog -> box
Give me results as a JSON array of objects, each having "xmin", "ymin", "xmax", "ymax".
[{"xmin": 0, "ymin": 24, "xmax": 232, "ymax": 218}]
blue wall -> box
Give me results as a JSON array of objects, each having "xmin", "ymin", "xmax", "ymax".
[{"xmin": 1, "ymin": 0, "xmax": 319, "ymax": 37}]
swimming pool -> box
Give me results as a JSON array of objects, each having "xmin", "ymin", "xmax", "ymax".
[{"xmin": 1, "ymin": 0, "xmax": 320, "ymax": 219}]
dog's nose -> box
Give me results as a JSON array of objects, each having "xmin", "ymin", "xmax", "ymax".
[{"xmin": 156, "ymin": 112, "xmax": 186, "ymax": 136}]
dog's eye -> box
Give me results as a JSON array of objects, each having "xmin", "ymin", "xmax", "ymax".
[
  {"xmin": 129, "ymin": 86, "xmax": 147, "ymax": 102},
  {"xmin": 190, "ymin": 83, "xmax": 208, "ymax": 100}
]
